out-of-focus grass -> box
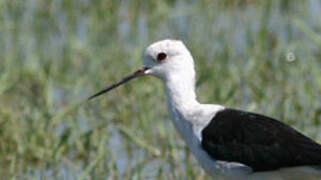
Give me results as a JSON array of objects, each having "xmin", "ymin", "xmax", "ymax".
[{"xmin": 0, "ymin": 0, "xmax": 320, "ymax": 179}]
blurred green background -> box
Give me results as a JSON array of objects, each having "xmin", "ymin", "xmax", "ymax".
[{"xmin": 0, "ymin": 0, "xmax": 321, "ymax": 179}]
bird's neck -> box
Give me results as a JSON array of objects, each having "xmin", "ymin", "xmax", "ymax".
[
  {"xmin": 164, "ymin": 72, "xmax": 205, "ymax": 145},
  {"xmin": 163, "ymin": 72, "xmax": 224, "ymax": 143},
  {"xmin": 164, "ymin": 73, "xmax": 199, "ymax": 118}
]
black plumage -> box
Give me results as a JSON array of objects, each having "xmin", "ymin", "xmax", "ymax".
[{"xmin": 201, "ymin": 108, "xmax": 321, "ymax": 172}]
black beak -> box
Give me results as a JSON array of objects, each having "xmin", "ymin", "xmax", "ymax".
[{"xmin": 88, "ymin": 67, "xmax": 149, "ymax": 100}]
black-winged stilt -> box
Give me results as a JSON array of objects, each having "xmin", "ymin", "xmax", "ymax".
[{"xmin": 89, "ymin": 39, "xmax": 321, "ymax": 180}]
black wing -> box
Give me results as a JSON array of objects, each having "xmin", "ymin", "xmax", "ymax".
[{"xmin": 201, "ymin": 108, "xmax": 321, "ymax": 172}]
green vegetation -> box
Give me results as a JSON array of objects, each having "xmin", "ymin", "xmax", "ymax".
[{"xmin": 0, "ymin": 0, "xmax": 320, "ymax": 179}]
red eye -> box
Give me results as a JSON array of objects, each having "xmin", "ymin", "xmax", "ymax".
[{"xmin": 157, "ymin": 52, "xmax": 167, "ymax": 62}]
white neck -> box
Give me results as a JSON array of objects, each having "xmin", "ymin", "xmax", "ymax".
[
  {"xmin": 163, "ymin": 70, "xmax": 205, "ymax": 139},
  {"xmin": 162, "ymin": 70, "xmax": 224, "ymax": 140},
  {"xmin": 163, "ymin": 71, "xmax": 199, "ymax": 144},
  {"xmin": 164, "ymin": 72, "xmax": 199, "ymax": 113},
  {"xmin": 161, "ymin": 66, "xmax": 228, "ymax": 177}
]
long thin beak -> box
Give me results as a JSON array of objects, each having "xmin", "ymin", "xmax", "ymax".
[{"xmin": 88, "ymin": 67, "xmax": 149, "ymax": 100}]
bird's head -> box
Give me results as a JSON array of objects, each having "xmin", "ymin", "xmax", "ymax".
[
  {"xmin": 143, "ymin": 39, "xmax": 195, "ymax": 80},
  {"xmin": 89, "ymin": 39, "xmax": 195, "ymax": 100}
]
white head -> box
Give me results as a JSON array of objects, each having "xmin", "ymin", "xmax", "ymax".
[
  {"xmin": 89, "ymin": 39, "xmax": 196, "ymax": 100},
  {"xmin": 143, "ymin": 39, "xmax": 196, "ymax": 81}
]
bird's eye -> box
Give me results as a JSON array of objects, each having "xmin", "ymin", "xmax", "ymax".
[{"xmin": 157, "ymin": 52, "xmax": 167, "ymax": 62}]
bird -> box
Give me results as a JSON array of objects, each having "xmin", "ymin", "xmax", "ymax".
[{"xmin": 89, "ymin": 39, "xmax": 321, "ymax": 180}]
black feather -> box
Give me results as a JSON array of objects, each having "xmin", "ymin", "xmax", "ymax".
[{"xmin": 201, "ymin": 108, "xmax": 321, "ymax": 172}]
